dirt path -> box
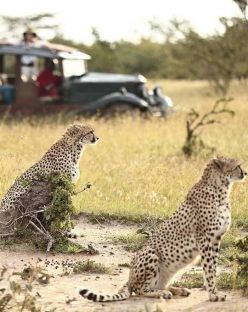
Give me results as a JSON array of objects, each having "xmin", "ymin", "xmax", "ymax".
[{"xmin": 1, "ymin": 217, "xmax": 248, "ymax": 312}]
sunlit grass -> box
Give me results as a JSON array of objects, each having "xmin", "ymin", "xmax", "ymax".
[{"xmin": 0, "ymin": 80, "xmax": 248, "ymax": 225}]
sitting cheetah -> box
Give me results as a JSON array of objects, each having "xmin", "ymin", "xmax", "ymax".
[
  {"xmin": 0, "ymin": 124, "xmax": 98, "ymax": 214},
  {"xmin": 79, "ymin": 156, "xmax": 246, "ymax": 302}
]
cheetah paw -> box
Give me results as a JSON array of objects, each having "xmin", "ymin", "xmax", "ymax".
[
  {"xmin": 209, "ymin": 293, "xmax": 226, "ymax": 302},
  {"xmin": 162, "ymin": 291, "xmax": 173, "ymax": 299}
]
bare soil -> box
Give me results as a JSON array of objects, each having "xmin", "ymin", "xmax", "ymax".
[{"xmin": 1, "ymin": 217, "xmax": 248, "ymax": 312}]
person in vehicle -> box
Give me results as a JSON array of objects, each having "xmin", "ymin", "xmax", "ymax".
[
  {"xmin": 20, "ymin": 29, "xmax": 40, "ymax": 81},
  {"xmin": 0, "ymin": 74, "xmax": 15, "ymax": 105},
  {"xmin": 36, "ymin": 59, "xmax": 63, "ymax": 100}
]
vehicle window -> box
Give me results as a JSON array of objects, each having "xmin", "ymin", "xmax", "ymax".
[
  {"xmin": 3, "ymin": 55, "xmax": 15, "ymax": 75},
  {"xmin": 63, "ymin": 60, "xmax": 86, "ymax": 77}
]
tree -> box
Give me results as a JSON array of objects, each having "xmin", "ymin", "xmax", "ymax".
[
  {"xmin": 183, "ymin": 31, "xmax": 235, "ymax": 95},
  {"xmin": 0, "ymin": 13, "xmax": 58, "ymax": 39},
  {"xmin": 182, "ymin": 98, "xmax": 235, "ymax": 157},
  {"xmin": 233, "ymin": 0, "xmax": 248, "ymax": 21},
  {"xmin": 177, "ymin": 17, "xmax": 248, "ymax": 95},
  {"xmin": 51, "ymin": 18, "xmax": 248, "ymax": 84},
  {"xmin": 84, "ymin": 27, "xmax": 118, "ymax": 72}
]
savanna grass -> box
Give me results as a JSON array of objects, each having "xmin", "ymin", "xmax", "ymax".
[{"xmin": 0, "ymin": 80, "xmax": 248, "ymax": 226}]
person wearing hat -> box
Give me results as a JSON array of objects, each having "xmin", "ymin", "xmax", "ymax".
[{"xmin": 20, "ymin": 28, "xmax": 40, "ymax": 81}]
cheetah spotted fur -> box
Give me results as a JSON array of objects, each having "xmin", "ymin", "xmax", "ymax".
[
  {"xmin": 79, "ymin": 156, "xmax": 246, "ymax": 302},
  {"xmin": 0, "ymin": 124, "xmax": 98, "ymax": 214}
]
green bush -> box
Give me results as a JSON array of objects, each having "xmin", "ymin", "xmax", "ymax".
[{"xmin": 43, "ymin": 173, "xmax": 75, "ymax": 233}]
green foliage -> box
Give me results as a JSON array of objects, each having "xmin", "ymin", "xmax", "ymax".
[
  {"xmin": 52, "ymin": 237, "xmax": 85, "ymax": 254},
  {"xmin": 43, "ymin": 173, "xmax": 75, "ymax": 233},
  {"xmin": 72, "ymin": 260, "xmax": 109, "ymax": 274},
  {"xmin": 172, "ymin": 272, "xmax": 204, "ymax": 289},
  {"xmin": 236, "ymin": 235, "xmax": 248, "ymax": 252},
  {"xmin": 1, "ymin": 13, "xmax": 248, "ymax": 93},
  {"xmin": 216, "ymin": 272, "xmax": 236, "ymax": 290},
  {"xmin": 172, "ymin": 234, "xmax": 248, "ymax": 295},
  {"xmin": 8, "ymin": 173, "xmax": 80, "ymax": 252},
  {"xmin": 219, "ymin": 236, "xmax": 248, "ymax": 296},
  {"xmin": 221, "ymin": 229, "xmax": 238, "ymax": 250},
  {"xmin": 50, "ymin": 17, "xmax": 248, "ymax": 95},
  {"xmin": 108, "ymin": 233, "xmax": 148, "ymax": 252},
  {"xmin": 235, "ymin": 236, "xmax": 248, "ymax": 295},
  {"xmin": 172, "ymin": 271, "xmax": 237, "ymax": 290},
  {"xmin": 86, "ymin": 28, "xmax": 118, "ymax": 73}
]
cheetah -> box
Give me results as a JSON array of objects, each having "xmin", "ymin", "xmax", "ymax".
[
  {"xmin": 0, "ymin": 124, "xmax": 98, "ymax": 214},
  {"xmin": 79, "ymin": 156, "xmax": 246, "ymax": 302}
]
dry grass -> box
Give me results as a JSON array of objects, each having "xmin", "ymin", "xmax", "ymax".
[{"xmin": 0, "ymin": 80, "xmax": 248, "ymax": 225}]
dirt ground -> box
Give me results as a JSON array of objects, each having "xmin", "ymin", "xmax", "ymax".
[{"xmin": 1, "ymin": 217, "xmax": 248, "ymax": 312}]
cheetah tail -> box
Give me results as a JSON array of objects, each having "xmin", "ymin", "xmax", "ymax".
[{"xmin": 79, "ymin": 283, "xmax": 131, "ymax": 302}]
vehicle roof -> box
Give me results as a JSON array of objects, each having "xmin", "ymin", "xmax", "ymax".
[{"xmin": 0, "ymin": 41, "xmax": 91, "ymax": 60}]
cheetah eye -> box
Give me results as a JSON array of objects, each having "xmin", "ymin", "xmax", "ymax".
[
  {"xmin": 232, "ymin": 165, "xmax": 241, "ymax": 172},
  {"xmin": 83, "ymin": 131, "xmax": 94, "ymax": 139}
]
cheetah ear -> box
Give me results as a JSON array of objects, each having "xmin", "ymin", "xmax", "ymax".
[{"xmin": 213, "ymin": 157, "xmax": 225, "ymax": 171}]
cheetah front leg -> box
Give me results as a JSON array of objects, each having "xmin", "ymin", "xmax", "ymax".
[
  {"xmin": 201, "ymin": 239, "xmax": 221, "ymax": 291},
  {"xmin": 211, "ymin": 237, "xmax": 221, "ymax": 278},
  {"xmin": 134, "ymin": 253, "xmax": 173, "ymax": 299},
  {"xmin": 198, "ymin": 237, "xmax": 226, "ymax": 302}
]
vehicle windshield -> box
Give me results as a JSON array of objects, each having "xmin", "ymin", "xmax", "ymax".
[{"xmin": 63, "ymin": 59, "xmax": 86, "ymax": 77}]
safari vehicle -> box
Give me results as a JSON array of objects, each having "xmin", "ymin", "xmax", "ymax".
[{"xmin": 0, "ymin": 41, "xmax": 173, "ymax": 116}]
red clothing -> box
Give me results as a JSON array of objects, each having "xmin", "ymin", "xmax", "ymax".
[{"xmin": 37, "ymin": 69, "xmax": 62, "ymax": 97}]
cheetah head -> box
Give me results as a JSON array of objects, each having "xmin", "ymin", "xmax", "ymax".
[
  {"xmin": 64, "ymin": 124, "xmax": 99, "ymax": 145},
  {"xmin": 213, "ymin": 156, "xmax": 247, "ymax": 182}
]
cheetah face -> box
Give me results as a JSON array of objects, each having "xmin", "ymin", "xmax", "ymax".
[
  {"xmin": 82, "ymin": 130, "xmax": 99, "ymax": 144},
  {"xmin": 227, "ymin": 164, "xmax": 247, "ymax": 182},
  {"xmin": 65, "ymin": 124, "xmax": 99, "ymax": 145},
  {"xmin": 213, "ymin": 157, "xmax": 247, "ymax": 182}
]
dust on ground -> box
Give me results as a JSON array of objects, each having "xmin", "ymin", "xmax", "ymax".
[{"xmin": 1, "ymin": 217, "xmax": 248, "ymax": 312}]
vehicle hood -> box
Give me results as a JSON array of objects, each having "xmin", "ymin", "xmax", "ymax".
[{"xmin": 76, "ymin": 72, "xmax": 147, "ymax": 83}]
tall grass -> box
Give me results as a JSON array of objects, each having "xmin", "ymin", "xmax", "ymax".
[{"xmin": 0, "ymin": 80, "xmax": 248, "ymax": 224}]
